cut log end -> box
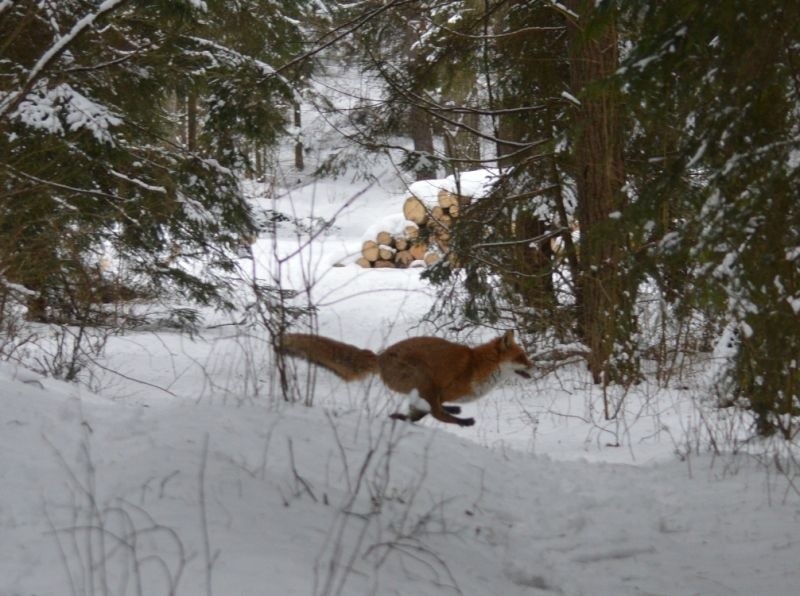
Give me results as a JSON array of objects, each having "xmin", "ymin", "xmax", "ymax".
[
  {"xmin": 409, "ymin": 243, "xmax": 427, "ymax": 260},
  {"xmin": 403, "ymin": 196, "xmax": 428, "ymax": 225},
  {"xmin": 437, "ymin": 189, "xmax": 459, "ymax": 209},
  {"xmin": 378, "ymin": 244, "xmax": 396, "ymax": 261},
  {"xmin": 376, "ymin": 230, "xmax": 393, "ymax": 246},
  {"xmin": 395, "ymin": 250, "xmax": 414, "ymax": 268},
  {"xmin": 362, "ymin": 240, "xmax": 379, "ymax": 262}
]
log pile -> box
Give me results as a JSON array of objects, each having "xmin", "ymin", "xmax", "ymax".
[{"xmin": 356, "ymin": 189, "xmax": 471, "ymax": 269}]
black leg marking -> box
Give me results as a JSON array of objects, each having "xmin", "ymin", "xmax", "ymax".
[
  {"xmin": 390, "ymin": 408, "xmax": 429, "ymax": 423},
  {"xmin": 407, "ymin": 407, "xmax": 429, "ymax": 422}
]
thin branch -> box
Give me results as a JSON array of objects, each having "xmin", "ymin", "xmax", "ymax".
[
  {"xmin": 472, "ymin": 227, "xmax": 567, "ymax": 250},
  {"xmin": 421, "ymin": 17, "xmax": 566, "ymax": 41},
  {"xmin": 198, "ymin": 434, "xmax": 217, "ymax": 596},
  {"xmin": 273, "ymin": 0, "xmax": 421, "ymax": 77}
]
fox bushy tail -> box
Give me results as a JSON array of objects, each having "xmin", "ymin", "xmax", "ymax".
[{"xmin": 279, "ymin": 333, "xmax": 379, "ymax": 381}]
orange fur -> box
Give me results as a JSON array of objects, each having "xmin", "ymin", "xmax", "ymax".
[{"xmin": 279, "ymin": 331, "xmax": 532, "ymax": 427}]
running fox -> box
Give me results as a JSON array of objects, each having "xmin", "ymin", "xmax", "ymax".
[{"xmin": 278, "ymin": 330, "xmax": 533, "ymax": 427}]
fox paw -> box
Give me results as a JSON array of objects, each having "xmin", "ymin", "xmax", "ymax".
[{"xmin": 458, "ymin": 417, "xmax": 475, "ymax": 427}]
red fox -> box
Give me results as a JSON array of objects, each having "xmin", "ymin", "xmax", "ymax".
[{"xmin": 278, "ymin": 330, "xmax": 533, "ymax": 427}]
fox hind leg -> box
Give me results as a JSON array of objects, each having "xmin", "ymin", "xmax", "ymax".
[
  {"xmin": 390, "ymin": 406, "xmax": 428, "ymax": 423},
  {"xmin": 427, "ymin": 397, "xmax": 474, "ymax": 427},
  {"xmin": 390, "ymin": 405, "xmax": 473, "ymax": 426},
  {"xmin": 431, "ymin": 405, "xmax": 474, "ymax": 427},
  {"xmin": 388, "ymin": 389, "xmax": 471, "ymax": 426},
  {"xmin": 416, "ymin": 386, "xmax": 473, "ymax": 427}
]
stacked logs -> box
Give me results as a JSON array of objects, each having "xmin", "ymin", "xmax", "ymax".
[
  {"xmin": 356, "ymin": 227, "xmax": 430, "ymax": 269},
  {"xmin": 356, "ymin": 189, "xmax": 470, "ymax": 269}
]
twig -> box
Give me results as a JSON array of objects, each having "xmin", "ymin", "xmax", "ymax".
[
  {"xmin": 198, "ymin": 434, "xmax": 217, "ymax": 596},
  {"xmin": 288, "ymin": 437, "xmax": 319, "ymax": 503}
]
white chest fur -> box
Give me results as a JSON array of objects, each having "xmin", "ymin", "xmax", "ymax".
[{"xmin": 459, "ymin": 361, "xmax": 520, "ymax": 403}]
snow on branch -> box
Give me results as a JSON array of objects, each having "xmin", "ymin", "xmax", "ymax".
[
  {"xmin": 10, "ymin": 82, "xmax": 122, "ymax": 144},
  {"xmin": 109, "ymin": 169, "xmax": 167, "ymax": 194},
  {"xmin": 183, "ymin": 35, "xmax": 299, "ymax": 102},
  {"xmin": 546, "ymin": 0, "xmax": 579, "ymax": 21},
  {"xmin": 0, "ymin": 0, "xmax": 131, "ymax": 121},
  {"xmin": 186, "ymin": 36, "xmax": 274, "ymax": 76}
]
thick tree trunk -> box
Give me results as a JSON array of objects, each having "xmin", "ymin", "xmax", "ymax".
[
  {"xmin": 566, "ymin": 1, "xmax": 633, "ymax": 387},
  {"xmin": 491, "ymin": 9, "xmax": 557, "ymax": 325},
  {"xmin": 443, "ymin": 67, "xmax": 481, "ymax": 170},
  {"xmin": 496, "ymin": 111, "xmax": 518, "ymax": 170},
  {"xmin": 409, "ymin": 105, "xmax": 436, "ymax": 180}
]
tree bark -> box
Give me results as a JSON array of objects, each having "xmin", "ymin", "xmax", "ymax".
[
  {"xmin": 187, "ymin": 90, "xmax": 198, "ymax": 152},
  {"xmin": 443, "ymin": 67, "xmax": 481, "ymax": 170},
  {"xmin": 566, "ymin": 1, "xmax": 633, "ymax": 387},
  {"xmin": 293, "ymin": 102, "xmax": 304, "ymax": 171},
  {"xmin": 409, "ymin": 104, "xmax": 436, "ymax": 180}
]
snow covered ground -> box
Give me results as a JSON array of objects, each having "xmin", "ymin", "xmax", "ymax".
[{"xmin": 2, "ymin": 159, "xmax": 799, "ymax": 596}]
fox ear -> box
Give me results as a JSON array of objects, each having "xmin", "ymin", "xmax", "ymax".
[{"xmin": 501, "ymin": 330, "xmax": 514, "ymax": 348}]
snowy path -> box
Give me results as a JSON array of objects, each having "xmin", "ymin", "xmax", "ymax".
[{"xmin": 1, "ymin": 365, "xmax": 797, "ymax": 595}]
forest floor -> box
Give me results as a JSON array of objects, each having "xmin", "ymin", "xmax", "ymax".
[{"xmin": 2, "ymin": 161, "xmax": 799, "ymax": 596}]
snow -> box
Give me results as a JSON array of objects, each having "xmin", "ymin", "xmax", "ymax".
[
  {"xmin": 109, "ymin": 169, "xmax": 167, "ymax": 194},
  {"xmin": 560, "ymin": 90, "xmax": 581, "ymax": 106},
  {"xmin": 3, "ymin": 373, "xmax": 798, "ymax": 596},
  {"xmin": 2, "ymin": 159, "xmax": 799, "ymax": 596},
  {"xmin": 360, "ymin": 214, "xmax": 417, "ymax": 244},
  {"xmin": 11, "ymin": 82, "xmax": 122, "ymax": 144},
  {"xmin": 408, "ymin": 168, "xmax": 499, "ymax": 204},
  {"xmin": 2, "ymin": 51, "xmax": 800, "ymax": 594},
  {"xmin": 0, "ymin": 0, "xmax": 129, "ymax": 120}
]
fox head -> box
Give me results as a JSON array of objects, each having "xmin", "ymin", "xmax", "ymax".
[{"xmin": 497, "ymin": 330, "xmax": 533, "ymax": 379}]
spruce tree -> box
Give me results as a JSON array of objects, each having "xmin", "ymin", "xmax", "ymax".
[
  {"xmin": 0, "ymin": 0, "xmax": 315, "ymax": 326},
  {"xmin": 619, "ymin": 0, "xmax": 800, "ymax": 436}
]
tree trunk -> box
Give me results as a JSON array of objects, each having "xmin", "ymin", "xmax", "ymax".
[
  {"xmin": 187, "ymin": 90, "xmax": 198, "ymax": 152},
  {"xmin": 409, "ymin": 105, "xmax": 436, "ymax": 180},
  {"xmin": 566, "ymin": 1, "xmax": 634, "ymax": 387},
  {"xmin": 443, "ymin": 67, "xmax": 481, "ymax": 170},
  {"xmin": 293, "ymin": 102, "xmax": 304, "ymax": 171}
]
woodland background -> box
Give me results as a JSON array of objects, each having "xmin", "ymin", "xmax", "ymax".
[
  {"xmin": 2, "ymin": 0, "xmax": 798, "ymax": 438},
  {"xmin": 2, "ymin": 2, "xmax": 800, "ymax": 595}
]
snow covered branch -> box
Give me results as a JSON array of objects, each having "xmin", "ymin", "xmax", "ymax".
[{"xmin": 0, "ymin": 0, "xmax": 131, "ymax": 121}]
